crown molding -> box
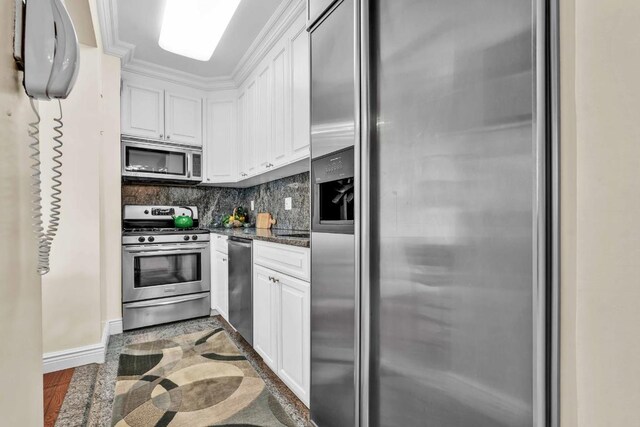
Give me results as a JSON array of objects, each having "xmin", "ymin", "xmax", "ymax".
[
  {"xmin": 231, "ymin": 0, "xmax": 306, "ymax": 86},
  {"xmin": 96, "ymin": 0, "xmax": 135, "ymax": 64},
  {"xmin": 96, "ymin": 0, "xmax": 305, "ymax": 92},
  {"xmin": 123, "ymin": 59, "xmax": 236, "ymax": 91}
]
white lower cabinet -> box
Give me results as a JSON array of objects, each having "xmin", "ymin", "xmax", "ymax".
[
  {"xmin": 253, "ymin": 245, "xmax": 311, "ymax": 406},
  {"xmin": 253, "ymin": 265, "xmax": 279, "ymax": 370},
  {"xmin": 277, "ymin": 272, "xmax": 310, "ymax": 404},
  {"xmin": 211, "ymin": 238, "xmax": 229, "ymax": 320}
]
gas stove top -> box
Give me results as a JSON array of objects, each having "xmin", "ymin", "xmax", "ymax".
[{"xmin": 121, "ymin": 205, "xmax": 211, "ymax": 245}]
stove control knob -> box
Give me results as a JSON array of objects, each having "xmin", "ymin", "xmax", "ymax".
[
  {"xmin": 144, "ymin": 210, "xmax": 149, "ymax": 214},
  {"xmin": 192, "ymin": 235, "xmax": 198, "ymax": 241},
  {"xmin": 184, "ymin": 236, "xmax": 190, "ymax": 241},
  {"xmin": 148, "ymin": 236, "xmax": 155, "ymax": 242},
  {"xmin": 138, "ymin": 237, "xmax": 146, "ymax": 243}
]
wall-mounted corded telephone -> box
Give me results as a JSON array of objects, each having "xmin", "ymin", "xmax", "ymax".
[{"xmin": 13, "ymin": 0, "xmax": 80, "ymax": 275}]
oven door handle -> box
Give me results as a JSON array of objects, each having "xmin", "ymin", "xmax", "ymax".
[
  {"xmin": 125, "ymin": 244, "xmax": 209, "ymax": 254},
  {"xmin": 124, "ymin": 293, "xmax": 208, "ymax": 309}
]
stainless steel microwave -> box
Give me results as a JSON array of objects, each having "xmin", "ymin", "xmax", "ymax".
[{"xmin": 121, "ymin": 138, "xmax": 203, "ymax": 184}]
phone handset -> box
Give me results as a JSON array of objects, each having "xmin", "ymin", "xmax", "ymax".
[{"xmin": 15, "ymin": 0, "xmax": 80, "ymax": 274}]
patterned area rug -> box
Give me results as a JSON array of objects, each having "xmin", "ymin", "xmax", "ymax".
[{"xmin": 111, "ymin": 328, "xmax": 295, "ymax": 427}]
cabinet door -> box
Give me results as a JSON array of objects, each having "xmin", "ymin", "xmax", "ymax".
[
  {"xmin": 241, "ymin": 82, "xmax": 257, "ymax": 177},
  {"xmin": 277, "ymin": 272, "xmax": 310, "ymax": 405},
  {"xmin": 165, "ymin": 91, "xmax": 203, "ymax": 146},
  {"xmin": 255, "ymin": 64, "xmax": 272, "ymax": 171},
  {"xmin": 205, "ymin": 100, "xmax": 236, "ymax": 183},
  {"xmin": 121, "ymin": 81, "xmax": 164, "ymax": 140},
  {"xmin": 289, "ymin": 23, "xmax": 310, "ymax": 160},
  {"xmin": 253, "ymin": 265, "xmax": 278, "ymax": 370},
  {"xmin": 271, "ymin": 45, "xmax": 289, "ymax": 167},
  {"xmin": 236, "ymin": 91, "xmax": 246, "ymax": 178},
  {"xmin": 215, "ymin": 251, "xmax": 229, "ymax": 320},
  {"xmin": 210, "ymin": 247, "xmax": 218, "ymax": 310}
]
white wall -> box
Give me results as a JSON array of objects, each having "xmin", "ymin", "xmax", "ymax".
[
  {"xmin": 39, "ymin": 49, "xmax": 122, "ymax": 353},
  {"xmin": 0, "ymin": 0, "xmax": 43, "ymax": 424},
  {"xmin": 40, "ymin": 45, "xmax": 104, "ymax": 353},
  {"xmin": 100, "ymin": 53, "xmax": 122, "ymax": 327},
  {"xmin": 39, "ymin": 3, "xmax": 122, "ymax": 354},
  {"xmin": 561, "ymin": 0, "xmax": 640, "ymax": 425}
]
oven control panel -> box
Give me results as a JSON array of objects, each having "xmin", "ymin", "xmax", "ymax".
[{"xmin": 152, "ymin": 208, "xmax": 175, "ymax": 216}]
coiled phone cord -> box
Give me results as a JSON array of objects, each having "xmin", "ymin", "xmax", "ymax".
[{"xmin": 28, "ymin": 98, "xmax": 64, "ymax": 275}]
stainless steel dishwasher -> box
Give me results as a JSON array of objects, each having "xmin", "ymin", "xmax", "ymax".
[{"xmin": 228, "ymin": 237, "xmax": 253, "ymax": 345}]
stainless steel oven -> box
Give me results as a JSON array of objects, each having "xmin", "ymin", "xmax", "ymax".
[
  {"xmin": 121, "ymin": 138, "xmax": 202, "ymax": 184},
  {"xmin": 122, "ymin": 241, "xmax": 210, "ymax": 303},
  {"xmin": 121, "ymin": 205, "xmax": 211, "ymax": 330}
]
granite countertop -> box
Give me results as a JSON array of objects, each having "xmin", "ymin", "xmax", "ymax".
[{"xmin": 208, "ymin": 227, "xmax": 310, "ymax": 248}]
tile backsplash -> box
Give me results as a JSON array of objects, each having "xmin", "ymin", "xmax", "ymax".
[{"xmin": 121, "ymin": 172, "xmax": 311, "ymax": 230}]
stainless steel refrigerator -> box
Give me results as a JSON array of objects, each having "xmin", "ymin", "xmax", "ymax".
[{"xmin": 309, "ymin": 0, "xmax": 556, "ymax": 426}]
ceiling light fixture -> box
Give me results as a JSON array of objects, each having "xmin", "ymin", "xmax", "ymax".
[{"xmin": 159, "ymin": 0, "xmax": 241, "ymax": 61}]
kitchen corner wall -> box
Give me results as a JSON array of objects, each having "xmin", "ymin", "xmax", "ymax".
[
  {"xmin": 561, "ymin": 0, "xmax": 640, "ymax": 425},
  {"xmin": 0, "ymin": 0, "xmax": 43, "ymax": 424},
  {"xmin": 121, "ymin": 172, "xmax": 311, "ymax": 230}
]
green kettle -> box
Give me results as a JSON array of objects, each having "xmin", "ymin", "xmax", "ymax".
[{"xmin": 172, "ymin": 206, "xmax": 194, "ymax": 228}]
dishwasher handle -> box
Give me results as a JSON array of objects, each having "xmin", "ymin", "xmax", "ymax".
[{"xmin": 228, "ymin": 238, "xmax": 252, "ymax": 248}]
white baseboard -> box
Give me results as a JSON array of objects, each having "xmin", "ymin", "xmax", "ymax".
[
  {"xmin": 42, "ymin": 317, "xmax": 122, "ymax": 373},
  {"xmin": 107, "ymin": 318, "xmax": 123, "ymax": 336},
  {"xmin": 43, "ymin": 343, "xmax": 106, "ymax": 374}
]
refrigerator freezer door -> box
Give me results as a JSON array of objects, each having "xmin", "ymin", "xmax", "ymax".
[
  {"xmin": 310, "ymin": 0, "xmax": 355, "ymax": 159},
  {"xmin": 368, "ymin": 0, "xmax": 538, "ymax": 426}
]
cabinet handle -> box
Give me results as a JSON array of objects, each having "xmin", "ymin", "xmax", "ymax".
[
  {"xmin": 159, "ymin": 134, "xmax": 163, "ymax": 138},
  {"xmin": 274, "ymin": 278, "xmax": 280, "ymax": 283},
  {"xmin": 222, "ymin": 258, "xmax": 227, "ymax": 262},
  {"xmin": 167, "ymin": 135, "xmax": 171, "ymax": 139}
]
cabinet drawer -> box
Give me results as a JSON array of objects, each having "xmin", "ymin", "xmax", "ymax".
[
  {"xmin": 212, "ymin": 234, "xmax": 228, "ymax": 254},
  {"xmin": 253, "ymin": 240, "xmax": 310, "ymax": 281}
]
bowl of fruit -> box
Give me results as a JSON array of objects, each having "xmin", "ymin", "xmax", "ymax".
[{"xmin": 222, "ymin": 207, "xmax": 249, "ymax": 228}]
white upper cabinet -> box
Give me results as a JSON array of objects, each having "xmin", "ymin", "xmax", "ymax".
[
  {"xmin": 271, "ymin": 44, "xmax": 289, "ymax": 167},
  {"xmin": 121, "ymin": 77, "xmax": 203, "ymax": 146},
  {"xmin": 242, "ymin": 81, "xmax": 257, "ymax": 177},
  {"xmin": 121, "ymin": 81, "xmax": 164, "ymax": 140},
  {"xmin": 165, "ymin": 92, "xmax": 203, "ymax": 146},
  {"xmin": 289, "ymin": 20, "xmax": 310, "ymax": 160},
  {"xmin": 231, "ymin": 13, "xmax": 310, "ymax": 183},
  {"xmin": 256, "ymin": 63, "xmax": 272, "ymax": 172},
  {"xmin": 204, "ymin": 99, "xmax": 236, "ymax": 183}
]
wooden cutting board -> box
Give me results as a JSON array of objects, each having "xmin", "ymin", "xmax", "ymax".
[{"xmin": 256, "ymin": 213, "xmax": 277, "ymax": 229}]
